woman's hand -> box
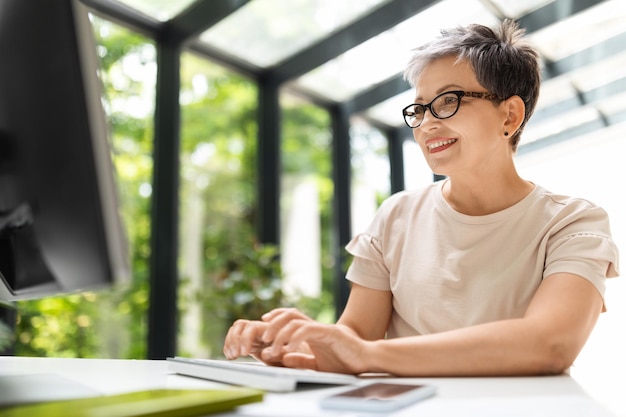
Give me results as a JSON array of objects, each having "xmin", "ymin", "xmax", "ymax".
[
  {"xmin": 223, "ymin": 318, "xmax": 271, "ymax": 362},
  {"xmin": 223, "ymin": 308, "xmax": 315, "ymax": 365},
  {"xmin": 230, "ymin": 309, "xmax": 371, "ymax": 374},
  {"xmin": 277, "ymin": 321, "xmax": 371, "ymax": 375}
]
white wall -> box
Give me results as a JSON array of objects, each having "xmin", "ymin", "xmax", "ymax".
[
  {"xmin": 516, "ymin": 122, "xmax": 626, "ymax": 417},
  {"xmin": 281, "ymin": 175, "xmax": 322, "ymax": 298}
]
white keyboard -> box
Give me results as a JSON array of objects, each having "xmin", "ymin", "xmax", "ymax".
[{"xmin": 167, "ymin": 357, "xmax": 360, "ymax": 392}]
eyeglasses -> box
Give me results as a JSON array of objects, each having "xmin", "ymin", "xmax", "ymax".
[{"xmin": 402, "ymin": 90, "xmax": 500, "ymax": 128}]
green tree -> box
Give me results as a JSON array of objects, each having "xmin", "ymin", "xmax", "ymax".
[
  {"xmin": 177, "ymin": 53, "xmax": 274, "ymax": 356},
  {"xmin": 281, "ymin": 97, "xmax": 336, "ymax": 321},
  {"xmin": 177, "ymin": 56, "xmax": 336, "ymax": 356},
  {"xmin": 13, "ymin": 17, "xmax": 338, "ymax": 359}
]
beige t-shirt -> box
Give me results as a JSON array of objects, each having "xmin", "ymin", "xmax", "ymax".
[{"xmin": 345, "ymin": 181, "xmax": 619, "ymax": 338}]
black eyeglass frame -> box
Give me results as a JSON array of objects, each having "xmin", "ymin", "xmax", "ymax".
[{"xmin": 402, "ymin": 90, "xmax": 500, "ymax": 128}]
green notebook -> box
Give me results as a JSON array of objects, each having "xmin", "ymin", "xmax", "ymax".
[{"xmin": 0, "ymin": 388, "xmax": 263, "ymax": 417}]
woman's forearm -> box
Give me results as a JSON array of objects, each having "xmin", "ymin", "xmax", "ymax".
[
  {"xmin": 361, "ymin": 274, "xmax": 602, "ymax": 377},
  {"xmin": 365, "ymin": 318, "xmax": 573, "ymax": 377}
]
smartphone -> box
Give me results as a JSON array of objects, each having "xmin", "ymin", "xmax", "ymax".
[{"xmin": 319, "ymin": 382, "xmax": 437, "ymax": 412}]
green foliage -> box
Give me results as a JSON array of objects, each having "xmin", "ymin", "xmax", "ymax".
[
  {"xmin": 282, "ymin": 98, "xmax": 332, "ymax": 175},
  {"xmin": 208, "ymin": 243, "xmax": 284, "ymax": 320},
  {"xmin": 0, "ymin": 301, "xmax": 14, "ymax": 351},
  {"xmin": 16, "ymin": 294, "xmax": 99, "ymax": 357},
  {"xmin": 0, "ymin": 322, "xmax": 13, "ymax": 352},
  {"xmin": 178, "ymin": 53, "xmax": 268, "ymax": 356},
  {"xmin": 191, "ymin": 243, "xmax": 285, "ymax": 354},
  {"xmin": 281, "ymin": 97, "xmax": 336, "ymax": 304},
  {"xmin": 12, "ymin": 16, "xmax": 338, "ymax": 359},
  {"xmin": 176, "ymin": 58, "xmax": 337, "ymax": 356}
]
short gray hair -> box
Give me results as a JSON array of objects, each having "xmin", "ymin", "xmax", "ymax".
[{"xmin": 403, "ymin": 19, "xmax": 541, "ymax": 151}]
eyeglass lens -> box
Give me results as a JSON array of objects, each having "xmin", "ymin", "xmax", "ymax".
[{"xmin": 404, "ymin": 92, "xmax": 461, "ymax": 128}]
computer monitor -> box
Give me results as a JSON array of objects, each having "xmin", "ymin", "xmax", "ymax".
[{"xmin": 0, "ymin": 0, "xmax": 130, "ymax": 301}]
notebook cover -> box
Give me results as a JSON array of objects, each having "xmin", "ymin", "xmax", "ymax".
[{"xmin": 0, "ymin": 388, "xmax": 263, "ymax": 417}]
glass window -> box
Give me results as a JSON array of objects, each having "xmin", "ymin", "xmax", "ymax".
[
  {"xmin": 290, "ymin": 0, "xmax": 498, "ymax": 102},
  {"xmin": 528, "ymin": 0, "xmax": 626, "ymax": 61},
  {"xmin": 350, "ymin": 120, "xmax": 391, "ymax": 235},
  {"xmin": 487, "ymin": 0, "xmax": 555, "ymax": 18},
  {"xmin": 365, "ymin": 89, "xmax": 414, "ymax": 128},
  {"xmin": 402, "ymin": 139, "xmax": 434, "ymax": 190},
  {"xmin": 533, "ymin": 76, "xmax": 578, "ymax": 113},
  {"xmin": 568, "ymin": 51, "xmax": 626, "ymax": 94},
  {"xmin": 113, "ymin": 0, "xmax": 198, "ymax": 21},
  {"xmin": 280, "ymin": 94, "xmax": 335, "ymax": 322},
  {"xmin": 523, "ymin": 106, "xmax": 600, "ymax": 146},
  {"xmin": 198, "ymin": 0, "xmax": 389, "ymax": 68},
  {"xmin": 177, "ymin": 53, "xmax": 259, "ymax": 357},
  {"xmin": 525, "ymin": 46, "xmax": 626, "ymax": 149}
]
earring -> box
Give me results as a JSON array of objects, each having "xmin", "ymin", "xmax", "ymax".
[{"xmin": 504, "ymin": 132, "xmax": 509, "ymax": 137}]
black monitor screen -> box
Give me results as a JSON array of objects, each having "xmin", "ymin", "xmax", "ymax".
[{"xmin": 0, "ymin": 0, "xmax": 129, "ymax": 300}]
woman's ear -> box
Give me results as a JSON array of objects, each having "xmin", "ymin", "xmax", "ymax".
[{"xmin": 502, "ymin": 95, "xmax": 525, "ymax": 137}]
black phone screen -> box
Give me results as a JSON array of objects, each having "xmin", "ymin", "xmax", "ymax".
[{"xmin": 333, "ymin": 383, "xmax": 426, "ymax": 400}]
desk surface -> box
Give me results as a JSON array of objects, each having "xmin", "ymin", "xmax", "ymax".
[{"xmin": 0, "ymin": 356, "xmax": 618, "ymax": 417}]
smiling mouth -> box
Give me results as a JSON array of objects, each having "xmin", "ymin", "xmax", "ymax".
[{"xmin": 427, "ymin": 138, "xmax": 457, "ymax": 151}]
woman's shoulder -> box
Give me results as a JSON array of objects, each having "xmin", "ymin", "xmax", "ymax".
[
  {"xmin": 534, "ymin": 185, "xmax": 606, "ymax": 214},
  {"xmin": 531, "ymin": 185, "xmax": 612, "ymax": 232}
]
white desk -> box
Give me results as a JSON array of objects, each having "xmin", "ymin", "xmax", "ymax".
[{"xmin": 0, "ymin": 356, "xmax": 618, "ymax": 416}]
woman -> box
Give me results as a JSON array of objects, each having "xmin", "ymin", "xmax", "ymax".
[{"xmin": 223, "ymin": 19, "xmax": 619, "ymax": 376}]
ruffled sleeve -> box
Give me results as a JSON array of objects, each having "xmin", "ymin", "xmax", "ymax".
[
  {"xmin": 345, "ymin": 233, "xmax": 390, "ymax": 291},
  {"xmin": 544, "ymin": 202, "xmax": 620, "ymax": 311},
  {"xmin": 545, "ymin": 232, "xmax": 619, "ymax": 304}
]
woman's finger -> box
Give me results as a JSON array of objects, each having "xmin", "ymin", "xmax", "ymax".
[
  {"xmin": 223, "ymin": 319, "xmax": 266, "ymax": 359},
  {"xmin": 261, "ymin": 308, "xmax": 312, "ymax": 344}
]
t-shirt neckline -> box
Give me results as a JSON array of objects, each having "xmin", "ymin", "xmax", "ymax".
[{"xmin": 435, "ymin": 179, "xmax": 541, "ymax": 225}]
